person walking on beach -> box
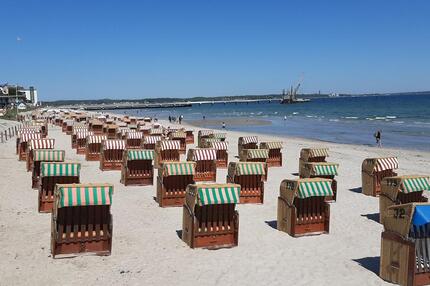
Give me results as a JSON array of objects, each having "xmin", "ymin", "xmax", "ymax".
[
  {"xmin": 374, "ymin": 130, "xmax": 382, "ymax": 147},
  {"xmin": 179, "ymin": 115, "xmax": 183, "ymax": 125},
  {"xmin": 222, "ymin": 122, "xmax": 226, "ymax": 129}
]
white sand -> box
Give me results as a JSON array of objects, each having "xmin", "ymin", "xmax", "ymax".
[{"xmin": 0, "ymin": 119, "xmax": 429, "ymax": 285}]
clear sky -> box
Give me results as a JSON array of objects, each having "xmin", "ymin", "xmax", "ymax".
[{"xmin": 2, "ymin": 0, "xmax": 430, "ymax": 101}]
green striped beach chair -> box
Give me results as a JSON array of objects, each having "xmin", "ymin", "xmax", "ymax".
[
  {"xmin": 298, "ymin": 148, "xmax": 329, "ymax": 177},
  {"xmin": 39, "ymin": 162, "xmax": 81, "ymax": 213},
  {"xmin": 277, "ymin": 178, "xmax": 333, "ymax": 237},
  {"xmin": 239, "ymin": 149, "xmax": 269, "ymax": 181},
  {"xmin": 379, "ymin": 175, "xmax": 430, "ymax": 224},
  {"xmin": 32, "ymin": 150, "xmax": 65, "ymax": 189},
  {"xmin": 302, "ymin": 162, "xmax": 339, "ymax": 201},
  {"xmin": 51, "ymin": 183, "xmax": 113, "ymax": 258},
  {"xmin": 227, "ymin": 162, "xmax": 266, "ymax": 204},
  {"xmin": 121, "ymin": 149, "xmax": 155, "ymax": 186},
  {"xmin": 260, "ymin": 141, "xmax": 283, "ymax": 167},
  {"xmin": 156, "ymin": 162, "xmax": 196, "ymax": 207},
  {"xmin": 182, "ymin": 183, "xmax": 240, "ymax": 249},
  {"xmin": 362, "ymin": 157, "xmax": 399, "ymax": 197}
]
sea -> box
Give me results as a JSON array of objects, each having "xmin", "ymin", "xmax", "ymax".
[{"xmin": 110, "ymin": 93, "xmax": 430, "ymax": 151}]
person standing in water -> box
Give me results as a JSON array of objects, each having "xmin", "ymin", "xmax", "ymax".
[
  {"xmin": 374, "ymin": 130, "xmax": 382, "ymax": 147},
  {"xmin": 222, "ymin": 122, "xmax": 226, "ymax": 129}
]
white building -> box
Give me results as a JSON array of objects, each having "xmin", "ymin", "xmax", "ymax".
[{"xmin": 21, "ymin": 87, "xmax": 38, "ymax": 106}]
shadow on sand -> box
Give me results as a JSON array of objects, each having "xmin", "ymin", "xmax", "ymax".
[
  {"xmin": 361, "ymin": 213, "xmax": 380, "ymax": 223},
  {"xmin": 265, "ymin": 220, "xmax": 277, "ymax": 230},
  {"xmin": 349, "ymin": 187, "xmax": 362, "ymax": 194},
  {"xmin": 353, "ymin": 257, "xmax": 380, "ymax": 276}
]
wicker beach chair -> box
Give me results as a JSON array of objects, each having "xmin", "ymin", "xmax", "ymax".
[
  {"xmin": 238, "ymin": 136, "xmax": 258, "ymax": 155},
  {"xmin": 187, "ymin": 148, "xmax": 217, "ymax": 182},
  {"xmin": 198, "ymin": 130, "xmax": 214, "ymax": 147},
  {"xmin": 71, "ymin": 125, "xmax": 88, "ymax": 149},
  {"xmin": 380, "ymin": 203, "xmax": 430, "ymax": 286},
  {"xmin": 18, "ymin": 133, "xmax": 42, "ymax": 161},
  {"xmin": 149, "ymin": 127, "xmax": 164, "ymax": 137},
  {"xmin": 298, "ymin": 148, "xmax": 329, "ymax": 177},
  {"xmin": 169, "ymin": 130, "xmax": 187, "ymax": 154},
  {"xmin": 31, "ymin": 150, "xmax": 65, "ymax": 189},
  {"xmin": 103, "ymin": 124, "xmax": 118, "ymax": 139},
  {"xmin": 379, "ymin": 176, "xmax": 429, "ymax": 224},
  {"xmin": 85, "ymin": 135, "xmax": 107, "ymax": 161},
  {"xmin": 39, "ymin": 162, "xmax": 81, "ymax": 213},
  {"xmin": 51, "ymin": 183, "xmax": 113, "ymax": 258},
  {"xmin": 260, "ymin": 141, "xmax": 283, "ymax": 167},
  {"xmin": 16, "ymin": 127, "xmax": 41, "ymax": 154},
  {"xmin": 63, "ymin": 120, "xmax": 74, "ymax": 135},
  {"xmin": 76, "ymin": 130, "xmax": 94, "ymax": 154},
  {"xmin": 121, "ymin": 149, "xmax": 155, "ymax": 186},
  {"xmin": 206, "ymin": 141, "xmax": 229, "ymax": 168},
  {"xmin": 26, "ymin": 138, "xmax": 55, "ymax": 172},
  {"xmin": 142, "ymin": 135, "xmax": 162, "ymax": 150},
  {"xmin": 185, "ymin": 130, "xmax": 194, "ymax": 144},
  {"xmin": 154, "ymin": 140, "xmax": 181, "ymax": 168},
  {"xmin": 182, "ymin": 183, "xmax": 240, "ymax": 249},
  {"xmin": 301, "ymin": 162, "xmax": 339, "ymax": 201},
  {"xmin": 239, "ymin": 149, "xmax": 269, "ymax": 181},
  {"xmin": 227, "ymin": 162, "xmax": 265, "ymax": 204},
  {"xmin": 156, "ymin": 162, "xmax": 196, "ymax": 207},
  {"xmin": 100, "ymin": 139, "xmax": 126, "ymax": 171},
  {"xmin": 277, "ymin": 178, "xmax": 332, "ymax": 237},
  {"xmin": 125, "ymin": 131, "xmax": 143, "ymax": 149},
  {"xmin": 31, "ymin": 120, "xmax": 48, "ymax": 137},
  {"xmin": 362, "ymin": 157, "xmax": 399, "ymax": 197},
  {"xmin": 89, "ymin": 119, "xmax": 104, "ymax": 135}
]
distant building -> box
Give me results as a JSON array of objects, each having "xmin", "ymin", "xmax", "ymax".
[{"xmin": 0, "ymin": 84, "xmax": 38, "ymax": 107}]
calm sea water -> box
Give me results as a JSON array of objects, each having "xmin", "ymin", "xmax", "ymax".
[{"xmin": 111, "ymin": 93, "xmax": 430, "ymax": 151}]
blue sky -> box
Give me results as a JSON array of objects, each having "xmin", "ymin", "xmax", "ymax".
[{"xmin": 2, "ymin": 0, "xmax": 430, "ymax": 101}]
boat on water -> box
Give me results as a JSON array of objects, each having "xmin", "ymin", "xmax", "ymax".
[{"xmin": 280, "ymin": 85, "xmax": 311, "ymax": 104}]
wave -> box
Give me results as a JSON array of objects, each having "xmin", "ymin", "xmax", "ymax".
[{"xmin": 344, "ymin": 116, "xmax": 359, "ymax": 119}]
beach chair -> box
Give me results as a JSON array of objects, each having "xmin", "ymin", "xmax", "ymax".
[
  {"xmin": 121, "ymin": 149, "xmax": 155, "ymax": 186},
  {"xmin": 182, "ymin": 183, "xmax": 240, "ymax": 249},
  {"xmin": 100, "ymin": 139, "xmax": 126, "ymax": 171},
  {"xmin": 142, "ymin": 135, "xmax": 162, "ymax": 150},
  {"xmin": 63, "ymin": 120, "xmax": 74, "ymax": 135},
  {"xmin": 227, "ymin": 162, "xmax": 265, "ymax": 204},
  {"xmin": 198, "ymin": 130, "xmax": 214, "ymax": 147},
  {"xmin": 18, "ymin": 133, "xmax": 42, "ymax": 161},
  {"xmin": 85, "ymin": 135, "xmax": 107, "ymax": 161},
  {"xmin": 238, "ymin": 136, "xmax": 258, "ymax": 155},
  {"xmin": 185, "ymin": 130, "xmax": 194, "ymax": 144},
  {"xmin": 277, "ymin": 178, "xmax": 332, "ymax": 237},
  {"xmin": 103, "ymin": 124, "xmax": 118, "ymax": 139},
  {"xmin": 379, "ymin": 176, "xmax": 429, "ymax": 224},
  {"xmin": 16, "ymin": 127, "xmax": 41, "ymax": 154},
  {"xmin": 154, "ymin": 140, "xmax": 181, "ymax": 168},
  {"xmin": 39, "ymin": 162, "xmax": 81, "ymax": 213},
  {"xmin": 51, "ymin": 183, "xmax": 113, "ymax": 258},
  {"xmin": 31, "ymin": 150, "xmax": 65, "ymax": 189},
  {"xmin": 116, "ymin": 127, "xmax": 129, "ymax": 139},
  {"xmin": 97, "ymin": 115, "xmax": 107, "ymax": 123},
  {"xmin": 32, "ymin": 120, "xmax": 48, "ymax": 137},
  {"xmin": 169, "ymin": 131, "xmax": 187, "ymax": 154},
  {"xmin": 380, "ymin": 203, "xmax": 430, "ymax": 286},
  {"xmin": 140, "ymin": 126, "xmax": 151, "ymax": 137},
  {"xmin": 89, "ymin": 119, "xmax": 104, "ymax": 135},
  {"xmin": 149, "ymin": 127, "xmax": 164, "ymax": 137},
  {"xmin": 298, "ymin": 148, "xmax": 329, "ymax": 177},
  {"xmin": 206, "ymin": 141, "xmax": 229, "ymax": 168},
  {"xmin": 362, "ymin": 157, "xmax": 399, "ymax": 197},
  {"xmin": 239, "ymin": 149, "xmax": 269, "ymax": 181},
  {"xmin": 125, "ymin": 131, "xmax": 143, "ymax": 149},
  {"xmin": 143, "ymin": 117, "xmax": 152, "ymax": 123},
  {"xmin": 260, "ymin": 141, "xmax": 283, "ymax": 167},
  {"xmin": 71, "ymin": 125, "xmax": 88, "ymax": 149},
  {"xmin": 76, "ymin": 130, "xmax": 94, "ymax": 154},
  {"xmin": 301, "ymin": 162, "xmax": 339, "ymax": 201},
  {"xmin": 212, "ymin": 132, "xmax": 227, "ymax": 141},
  {"xmin": 187, "ymin": 148, "xmax": 217, "ymax": 182},
  {"xmin": 26, "ymin": 138, "xmax": 55, "ymax": 172},
  {"xmin": 156, "ymin": 162, "xmax": 196, "ymax": 207}
]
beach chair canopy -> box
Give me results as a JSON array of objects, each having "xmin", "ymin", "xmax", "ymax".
[
  {"xmin": 18, "ymin": 127, "xmax": 41, "ymax": 136},
  {"xmin": 260, "ymin": 142, "xmax": 283, "ymax": 150},
  {"xmin": 208, "ymin": 141, "xmax": 228, "ymax": 150},
  {"xmin": 55, "ymin": 183, "xmax": 113, "ymax": 208},
  {"xmin": 87, "ymin": 135, "xmax": 107, "ymax": 144},
  {"xmin": 76, "ymin": 130, "xmax": 94, "ymax": 139},
  {"xmin": 72, "ymin": 125, "xmax": 88, "ymax": 133},
  {"xmin": 144, "ymin": 136, "xmax": 162, "ymax": 144},
  {"xmin": 305, "ymin": 162, "xmax": 339, "ymax": 176},
  {"xmin": 241, "ymin": 149, "xmax": 269, "ymax": 159},
  {"xmin": 33, "ymin": 150, "xmax": 65, "ymax": 162},
  {"xmin": 228, "ymin": 162, "xmax": 266, "ymax": 177},
  {"xmin": 150, "ymin": 128, "xmax": 163, "ymax": 135},
  {"xmin": 126, "ymin": 149, "xmax": 154, "ymax": 161},
  {"xmin": 382, "ymin": 175, "xmax": 430, "ymax": 201},
  {"xmin": 64, "ymin": 120, "xmax": 74, "ymax": 126},
  {"xmin": 40, "ymin": 162, "xmax": 81, "ymax": 177},
  {"xmin": 169, "ymin": 131, "xmax": 186, "ymax": 139},
  {"xmin": 104, "ymin": 124, "xmax": 118, "ymax": 130},
  {"xmin": 187, "ymin": 148, "xmax": 217, "ymax": 161},
  {"xmin": 239, "ymin": 136, "xmax": 258, "ymax": 144},
  {"xmin": 90, "ymin": 119, "xmax": 104, "ymax": 126},
  {"xmin": 103, "ymin": 140, "xmax": 126, "ymax": 150},
  {"xmin": 198, "ymin": 130, "xmax": 214, "ymax": 137},
  {"xmin": 158, "ymin": 140, "xmax": 181, "ymax": 151},
  {"xmin": 212, "ymin": 133, "xmax": 226, "ymax": 139},
  {"xmin": 201, "ymin": 138, "xmax": 222, "ymax": 146},
  {"xmin": 280, "ymin": 178, "xmax": 334, "ymax": 205},
  {"xmin": 20, "ymin": 133, "xmax": 42, "ymax": 143},
  {"xmin": 383, "ymin": 203, "xmax": 430, "ymax": 239},
  {"xmin": 186, "ymin": 183, "xmax": 241, "ymax": 208},
  {"xmin": 362, "ymin": 157, "xmax": 399, "ymax": 174},
  {"xmin": 126, "ymin": 131, "xmax": 143, "ymax": 139},
  {"xmin": 301, "ymin": 148, "xmax": 329, "ymax": 159},
  {"xmin": 162, "ymin": 162, "xmax": 196, "ymax": 176},
  {"xmin": 28, "ymin": 138, "xmax": 55, "ymax": 150}
]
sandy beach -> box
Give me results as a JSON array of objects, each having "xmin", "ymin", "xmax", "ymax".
[{"xmin": 1, "ymin": 118, "xmax": 429, "ymax": 286}]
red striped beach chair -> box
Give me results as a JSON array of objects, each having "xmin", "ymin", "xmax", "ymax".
[
  {"xmin": 298, "ymin": 148, "xmax": 329, "ymax": 177},
  {"xmin": 76, "ymin": 130, "xmax": 94, "ymax": 154},
  {"xmin": 380, "ymin": 203, "xmax": 430, "ymax": 286},
  {"xmin": 16, "ymin": 127, "xmax": 41, "ymax": 154},
  {"xmin": 185, "ymin": 130, "xmax": 194, "ymax": 144},
  {"xmin": 18, "ymin": 133, "xmax": 42, "ymax": 161},
  {"xmin": 149, "ymin": 127, "xmax": 164, "ymax": 137},
  {"xmin": 121, "ymin": 149, "xmax": 155, "ymax": 186},
  {"xmin": 227, "ymin": 162, "xmax": 265, "ymax": 204},
  {"xmin": 362, "ymin": 157, "xmax": 399, "ymax": 197},
  {"xmin": 51, "ymin": 183, "xmax": 113, "ymax": 258},
  {"xmin": 379, "ymin": 176, "xmax": 429, "ymax": 224},
  {"xmin": 100, "ymin": 139, "xmax": 126, "ymax": 171},
  {"xmin": 142, "ymin": 135, "xmax": 162, "ymax": 150},
  {"xmin": 26, "ymin": 138, "xmax": 55, "ymax": 171},
  {"xmin": 169, "ymin": 130, "xmax": 187, "ymax": 154},
  {"xmin": 206, "ymin": 141, "xmax": 229, "ymax": 168},
  {"xmin": 182, "ymin": 183, "xmax": 240, "ymax": 249},
  {"xmin": 302, "ymin": 162, "xmax": 339, "ymax": 201},
  {"xmin": 277, "ymin": 178, "xmax": 332, "ymax": 237},
  {"xmin": 31, "ymin": 150, "xmax": 65, "ymax": 189},
  {"xmin": 85, "ymin": 135, "xmax": 107, "ymax": 161},
  {"xmin": 125, "ymin": 131, "xmax": 143, "ymax": 149},
  {"xmin": 39, "ymin": 162, "xmax": 81, "ymax": 213},
  {"xmin": 31, "ymin": 120, "xmax": 48, "ymax": 137},
  {"xmin": 154, "ymin": 140, "xmax": 181, "ymax": 168},
  {"xmin": 140, "ymin": 126, "xmax": 151, "ymax": 137},
  {"xmin": 198, "ymin": 130, "xmax": 214, "ymax": 147},
  {"xmin": 239, "ymin": 149, "xmax": 269, "ymax": 181},
  {"xmin": 156, "ymin": 162, "xmax": 196, "ymax": 207},
  {"xmin": 187, "ymin": 148, "xmax": 217, "ymax": 182},
  {"xmin": 260, "ymin": 141, "xmax": 283, "ymax": 167},
  {"xmin": 238, "ymin": 136, "xmax": 258, "ymax": 155}
]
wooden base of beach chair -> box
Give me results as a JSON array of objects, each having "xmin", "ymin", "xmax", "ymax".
[
  {"xmin": 121, "ymin": 161, "xmax": 154, "ymax": 186},
  {"xmin": 194, "ymin": 161, "xmax": 217, "ymax": 182},
  {"xmin": 51, "ymin": 206, "xmax": 112, "ymax": 258},
  {"xmin": 227, "ymin": 175, "xmax": 264, "ymax": 204},
  {"xmin": 76, "ymin": 147, "xmax": 86, "ymax": 155},
  {"xmin": 277, "ymin": 196, "xmax": 330, "ymax": 237},
  {"xmin": 267, "ymin": 153, "xmax": 282, "ymax": 167},
  {"xmin": 71, "ymin": 136, "xmax": 77, "ymax": 149},
  {"xmin": 99, "ymin": 160, "xmax": 122, "ymax": 171},
  {"xmin": 194, "ymin": 172, "xmax": 217, "ymax": 182},
  {"xmin": 85, "ymin": 152, "xmax": 100, "ymax": 161},
  {"xmin": 18, "ymin": 143, "xmax": 28, "ymax": 161},
  {"xmin": 156, "ymin": 176, "xmax": 191, "ymax": 207},
  {"xmin": 155, "ymin": 150, "xmax": 180, "ymax": 168},
  {"xmin": 143, "ymin": 143, "xmax": 156, "ymax": 150},
  {"xmin": 362, "ymin": 170, "xmax": 398, "ymax": 197},
  {"xmin": 216, "ymin": 150, "xmax": 228, "ymax": 168},
  {"xmin": 379, "ymin": 192, "xmax": 427, "ymax": 224},
  {"xmin": 39, "ymin": 177, "xmax": 80, "ymax": 213},
  {"xmin": 100, "ymin": 149, "xmax": 124, "ymax": 171},
  {"xmin": 182, "ymin": 204, "xmax": 239, "ymax": 249}
]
